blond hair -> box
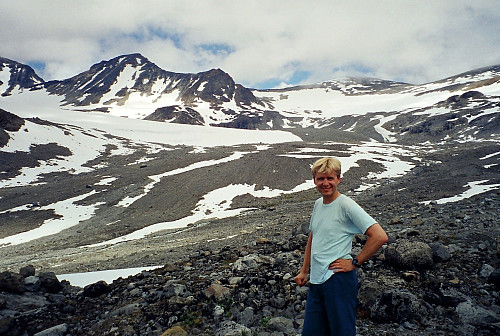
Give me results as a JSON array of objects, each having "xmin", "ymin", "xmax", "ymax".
[{"xmin": 311, "ymin": 157, "xmax": 341, "ymax": 177}]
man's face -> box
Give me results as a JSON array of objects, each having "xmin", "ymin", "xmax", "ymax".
[{"xmin": 313, "ymin": 171, "xmax": 341, "ymax": 202}]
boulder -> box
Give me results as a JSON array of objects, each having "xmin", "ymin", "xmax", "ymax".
[
  {"xmin": 39, "ymin": 272, "xmax": 63, "ymax": 293},
  {"xmin": 237, "ymin": 307, "xmax": 254, "ymax": 326},
  {"xmin": 429, "ymin": 242, "xmax": 451, "ymax": 262},
  {"xmin": 215, "ymin": 321, "xmax": 251, "ymax": 336},
  {"xmin": 232, "ymin": 254, "xmax": 275, "ymax": 271},
  {"xmin": 456, "ymin": 300, "xmax": 500, "ymax": 326},
  {"xmin": 385, "ymin": 239, "xmax": 434, "ymax": 270},
  {"xmin": 19, "ymin": 265, "xmax": 36, "ymax": 278},
  {"xmin": 163, "ymin": 282, "xmax": 187, "ymax": 298},
  {"xmin": 33, "ymin": 323, "xmax": 68, "ymax": 336},
  {"xmin": 83, "ymin": 280, "xmax": 111, "ymax": 298},
  {"xmin": 488, "ymin": 269, "xmax": 500, "ymax": 289},
  {"xmin": 0, "ymin": 271, "xmax": 25, "ymax": 294},
  {"xmin": 24, "ymin": 276, "xmax": 41, "ymax": 292},
  {"xmin": 204, "ymin": 283, "xmax": 231, "ymax": 300},
  {"xmin": 371, "ymin": 289, "xmax": 428, "ymax": 323}
]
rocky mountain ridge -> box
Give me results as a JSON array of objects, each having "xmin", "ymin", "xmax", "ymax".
[
  {"xmin": 1, "ymin": 54, "xmax": 499, "ymax": 140},
  {"xmin": 0, "ymin": 57, "xmax": 44, "ymax": 96}
]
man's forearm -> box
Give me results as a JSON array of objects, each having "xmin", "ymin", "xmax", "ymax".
[{"xmin": 356, "ymin": 224, "xmax": 388, "ymax": 265}]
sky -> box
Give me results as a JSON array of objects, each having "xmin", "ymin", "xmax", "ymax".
[{"xmin": 1, "ymin": 0, "xmax": 499, "ymax": 89}]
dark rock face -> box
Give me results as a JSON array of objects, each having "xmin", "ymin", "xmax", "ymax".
[
  {"xmin": 0, "ymin": 111, "xmax": 73, "ymax": 181},
  {"xmin": 83, "ymin": 281, "xmax": 111, "ymax": 298},
  {"xmin": 0, "ymin": 141, "xmax": 72, "ymax": 181},
  {"xmin": 0, "ymin": 108, "xmax": 24, "ymax": 132},
  {"xmin": 371, "ymin": 289, "xmax": 428, "ymax": 323},
  {"xmin": 489, "ymin": 270, "xmax": 500, "ymax": 289},
  {"xmin": 38, "ymin": 272, "xmax": 64, "ymax": 293},
  {"xmin": 0, "ymin": 57, "xmax": 44, "ymax": 96},
  {"xmin": 0, "ymin": 271, "xmax": 25, "ymax": 294},
  {"xmin": 145, "ymin": 106, "xmax": 205, "ymax": 125},
  {"xmin": 0, "ymin": 108, "xmax": 25, "ymax": 147}
]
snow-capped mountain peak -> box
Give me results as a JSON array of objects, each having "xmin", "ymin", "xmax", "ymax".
[
  {"xmin": 0, "ymin": 57, "xmax": 44, "ymax": 97},
  {"xmin": 1, "ymin": 53, "xmax": 499, "ymax": 143},
  {"xmin": 15, "ymin": 53, "xmax": 264, "ymax": 125}
]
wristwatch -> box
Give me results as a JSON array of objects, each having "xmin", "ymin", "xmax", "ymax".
[{"xmin": 352, "ymin": 258, "xmax": 360, "ymax": 268}]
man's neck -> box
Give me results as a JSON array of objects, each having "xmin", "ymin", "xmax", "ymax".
[{"xmin": 323, "ymin": 191, "xmax": 341, "ymax": 204}]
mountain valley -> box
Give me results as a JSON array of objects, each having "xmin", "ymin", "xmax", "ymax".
[{"xmin": 0, "ymin": 54, "xmax": 499, "ymax": 335}]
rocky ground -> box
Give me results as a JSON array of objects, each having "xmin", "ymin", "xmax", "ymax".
[{"xmin": 0, "ymin": 132, "xmax": 499, "ymax": 335}]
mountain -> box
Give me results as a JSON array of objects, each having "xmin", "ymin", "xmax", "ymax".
[
  {"xmin": 27, "ymin": 53, "xmax": 265, "ymax": 125},
  {"xmin": 2, "ymin": 53, "xmax": 499, "ymax": 145},
  {"xmin": 0, "ymin": 57, "xmax": 44, "ymax": 96}
]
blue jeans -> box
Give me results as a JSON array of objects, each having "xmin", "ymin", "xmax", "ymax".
[{"xmin": 302, "ymin": 271, "xmax": 358, "ymax": 336}]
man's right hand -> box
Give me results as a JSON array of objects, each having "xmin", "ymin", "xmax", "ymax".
[{"xmin": 294, "ymin": 272, "xmax": 308, "ymax": 286}]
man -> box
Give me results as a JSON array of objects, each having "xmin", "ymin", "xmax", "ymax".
[{"xmin": 294, "ymin": 157, "xmax": 388, "ymax": 336}]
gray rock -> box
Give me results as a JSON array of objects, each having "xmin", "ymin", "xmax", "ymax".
[
  {"xmin": 237, "ymin": 307, "xmax": 255, "ymax": 326},
  {"xmin": 0, "ymin": 292, "xmax": 49, "ymax": 313},
  {"xmin": 371, "ymin": 289, "xmax": 428, "ymax": 323},
  {"xmin": 215, "ymin": 320, "xmax": 251, "ymax": 336},
  {"xmin": 33, "ymin": 323, "xmax": 68, "ymax": 336},
  {"xmin": 229, "ymin": 276, "xmax": 244, "ymax": 286},
  {"xmin": 267, "ymin": 316, "xmax": 295, "ymax": 333},
  {"xmin": 479, "ymin": 264, "xmax": 495, "ymax": 278},
  {"xmin": 456, "ymin": 300, "xmax": 500, "ymax": 326},
  {"xmin": 429, "ymin": 242, "xmax": 452, "ymax": 262},
  {"xmin": 358, "ymin": 281, "xmax": 383, "ymax": 309},
  {"xmin": 163, "ymin": 282, "xmax": 187, "ymax": 298},
  {"xmin": 385, "ymin": 239, "xmax": 434, "ymax": 270},
  {"xmin": 109, "ymin": 303, "xmax": 143, "ymax": 317},
  {"xmin": 232, "ymin": 254, "xmax": 275, "ymax": 271},
  {"xmin": 438, "ymin": 286, "xmax": 468, "ymax": 307},
  {"xmin": 24, "ymin": 276, "xmax": 41, "ymax": 292}
]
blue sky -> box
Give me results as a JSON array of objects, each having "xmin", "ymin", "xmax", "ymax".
[{"xmin": 1, "ymin": 0, "xmax": 499, "ymax": 89}]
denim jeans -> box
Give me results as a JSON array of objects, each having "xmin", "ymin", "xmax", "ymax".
[{"xmin": 302, "ymin": 271, "xmax": 358, "ymax": 336}]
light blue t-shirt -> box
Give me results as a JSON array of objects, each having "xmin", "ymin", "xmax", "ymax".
[{"xmin": 308, "ymin": 194, "xmax": 376, "ymax": 284}]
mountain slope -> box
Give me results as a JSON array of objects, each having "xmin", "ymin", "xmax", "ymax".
[
  {"xmin": 0, "ymin": 57, "xmax": 44, "ymax": 96},
  {"xmin": 1, "ymin": 53, "xmax": 499, "ymax": 144},
  {"xmin": 29, "ymin": 54, "xmax": 264, "ymax": 124}
]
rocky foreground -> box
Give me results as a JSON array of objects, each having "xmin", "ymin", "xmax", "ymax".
[{"xmin": 1, "ymin": 186, "xmax": 500, "ymax": 335}]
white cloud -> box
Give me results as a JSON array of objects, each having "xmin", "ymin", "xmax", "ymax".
[{"xmin": 1, "ymin": 0, "xmax": 499, "ymax": 88}]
